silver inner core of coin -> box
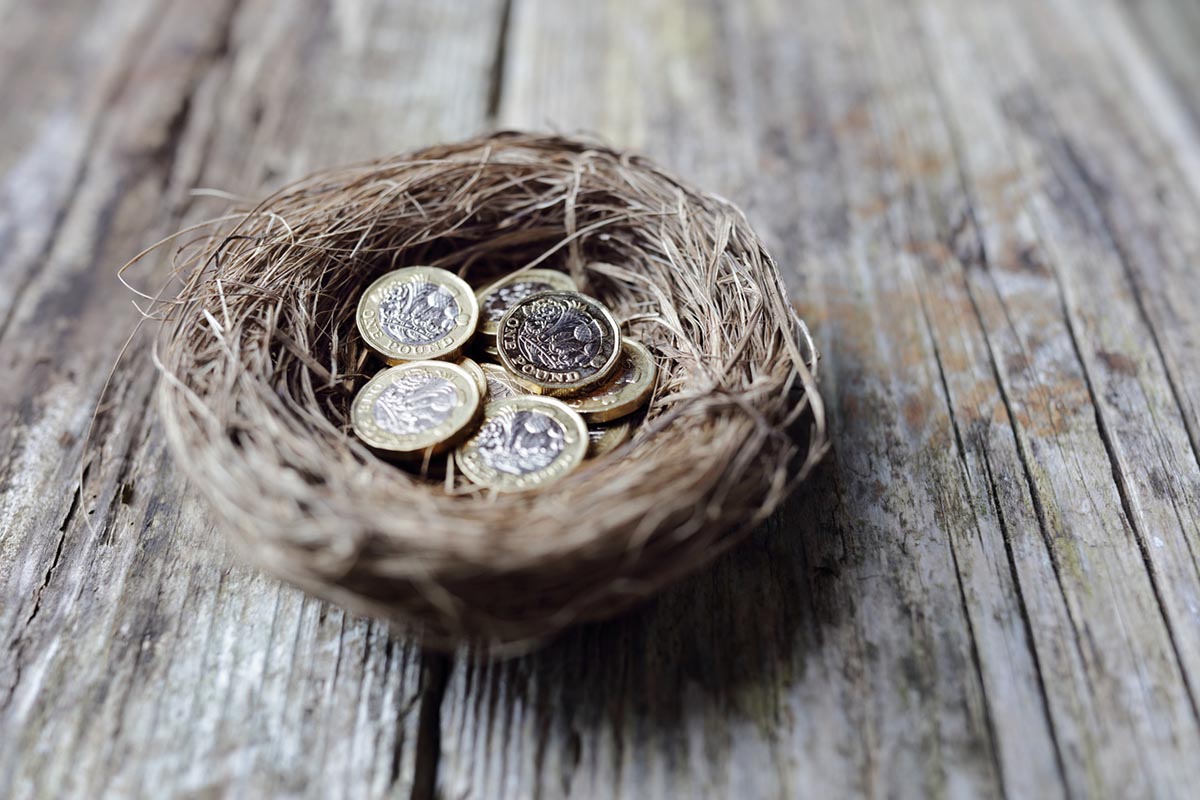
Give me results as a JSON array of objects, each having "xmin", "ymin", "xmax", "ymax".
[
  {"xmin": 476, "ymin": 408, "xmax": 565, "ymax": 475},
  {"xmin": 483, "ymin": 281, "xmax": 554, "ymax": 323},
  {"xmin": 379, "ymin": 281, "xmax": 460, "ymax": 345},
  {"xmin": 516, "ymin": 297, "xmax": 604, "ymax": 372},
  {"xmin": 373, "ymin": 371, "xmax": 457, "ymax": 435}
]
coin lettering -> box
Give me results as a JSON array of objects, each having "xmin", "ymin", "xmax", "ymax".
[{"xmin": 357, "ymin": 267, "xmax": 479, "ymax": 363}]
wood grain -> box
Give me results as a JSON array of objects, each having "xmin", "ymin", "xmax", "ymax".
[
  {"xmin": 0, "ymin": 1, "xmax": 502, "ymax": 797},
  {"xmin": 1, "ymin": 0, "xmax": 1198, "ymax": 797},
  {"xmin": 441, "ymin": 0, "xmax": 1200, "ymax": 797}
]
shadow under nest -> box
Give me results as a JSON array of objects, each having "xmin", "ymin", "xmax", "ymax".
[{"xmin": 153, "ymin": 131, "xmax": 826, "ymax": 650}]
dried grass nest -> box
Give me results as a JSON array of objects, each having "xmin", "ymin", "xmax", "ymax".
[{"xmin": 155, "ymin": 131, "xmax": 827, "ymax": 649}]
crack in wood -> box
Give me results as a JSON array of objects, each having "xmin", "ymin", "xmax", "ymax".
[
  {"xmin": 1057, "ymin": 273, "xmax": 1200, "ymax": 724},
  {"xmin": 910, "ymin": 271, "xmax": 1012, "ymax": 797},
  {"xmin": 1008, "ymin": 85, "xmax": 1200, "ymax": 727},
  {"xmin": 1057, "ymin": 134, "xmax": 1200, "ymax": 476},
  {"xmin": 0, "ymin": 471, "xmax": 84, "ymax": 711}
]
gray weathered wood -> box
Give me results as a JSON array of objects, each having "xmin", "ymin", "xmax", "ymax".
[
  {"xmin": 438, "ymin": 0, "xmax": 1200, "ymax": 797},
  {"xmin": 0, "ymin": 1, "xmax": 502, "ymax": 797},
  {"xmin": 2, "ymin": 0, "xmax": 1199, "ymax": 797}
]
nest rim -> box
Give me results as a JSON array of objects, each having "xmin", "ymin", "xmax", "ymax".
[{"xmin": 151, "ymin": 131, "xmax": 826, "ymax": 649}]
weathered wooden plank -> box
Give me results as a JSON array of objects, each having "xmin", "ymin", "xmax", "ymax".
[
  {"xmin": 441, "ymin": 0, "xmax": 1012, "ymax": 797},
  {"xmin": 854, "ymin": 1, "xmax": 1200, "ymax": 796},
  {"xmin": 0, "ymin": 0, "xmax": 163, "ymax": 331},
  {"xmin": 916, "ymin": 2, "xmax": 1200, "ymax": 793},
  {"xmin": 1, "ymin": 0, "xmax": 240, "ymax": 695},
  {"xmin": 863, "ymin": 0, "xmax": 1200, "ymax": 794},
  {"xmin": 435, "ymin": 0, "xmax": 1200, "ymax": 797},
  {"xmin": 0, "ymin": 0, "xmax": 162, "ymax": 601},
  {"xmin": 0, "ymin": 0, "xmax": 505, "ymax": 797},
  {"xmin": 1095, "ymin": 0, "xmax": 1200, "ymax": 467},
  {"xmin": 794, "ymin": 2, "xmax": 1068, "ymax": 794}
]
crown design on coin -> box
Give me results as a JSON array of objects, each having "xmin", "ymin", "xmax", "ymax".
[{"xmin": 517, "ymin": 299, "xmax": 602, "ymax": 370}]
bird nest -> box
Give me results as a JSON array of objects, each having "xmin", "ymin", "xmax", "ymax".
[{"xmin": 154, "ymin": 132, "xmax": 826, "ymax": 649}]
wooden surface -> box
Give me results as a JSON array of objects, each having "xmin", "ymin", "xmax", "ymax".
[{"xmin": 2, "ymin": 0, "xmax": 1199, "ymax": 797}]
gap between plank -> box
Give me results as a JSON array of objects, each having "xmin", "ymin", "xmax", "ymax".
[
  {"xmin": 406, "ymin": 650, "xmax": 451, "ymax": 800},
  {"xmin": 486, "ymin": 0, "xmax": 514, "ymax": 123}
]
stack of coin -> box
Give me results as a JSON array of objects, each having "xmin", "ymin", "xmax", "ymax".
[{"xmin": 353, "ymin": 265, "xmax": 657, "ymax": 491}]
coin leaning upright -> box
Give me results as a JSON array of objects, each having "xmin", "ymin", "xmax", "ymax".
[
  {"xmin": 357, "ymin": 266, "xmax": 479, "ymax": 363},
  {"xmin": 455, "ymin": 396, "xmax": 588, "ymax": 492},
  {"xmin": 497, "ymin": 291, "xmax": 622, "ymax": 396},
  {"xmin": 351, "ymin": 361, "xmax": 481, "ymax": 456}
]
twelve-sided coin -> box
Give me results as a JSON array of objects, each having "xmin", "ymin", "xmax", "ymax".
[
  {"xmin": 475, "ymin": 269, "xmax": 577, "ymax": 343},
  {"xmin": 562, "ymin": 339, "xmax": 656, "ymax": 422},
  {"xmin": 497, "ymin": 291, "xmax": 621, "ymax": 396},
  {"xmin": 454, "ymin": 396, "xmax": 588, "ymax": 491},
  {"xmin": 357, "ymin": 266, "xmax": 479, "ymax": 363},
  {"xmin": 351, "ymin": 361, "xmax": 481, "ymax": 456}
]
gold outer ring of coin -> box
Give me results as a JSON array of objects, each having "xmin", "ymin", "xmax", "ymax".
[
  {"xmin": 351, "ymin": 361, "xmax": 481, "ymax": 456},
  {"xmin": 475, "ymin": 268, "xmax": 578, "ymax": 341},
  {"xmin": 496, "ymin": 291, "xmax": 623, "ymax": 397},
  {"xmin": 586, "ymin": 418, "xmax": 632, "ymax": 458},
  {"xmin": 457, "ymin": 357, "xmax": 488, "ymax": 398},
  {"xmin": 479, "ymin": 363, "xmax": 526, "ymax": 400},
  {"xmin": 356, "ymin": 266, "xmax": 479, "ymax": 363},
  {"xmin": 454, "ymin": 396, "xmax": 588, "ymax": 492},
  {"xmin": 563, "ymin": 338, "xmax": 657, "ymax": 423}
]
